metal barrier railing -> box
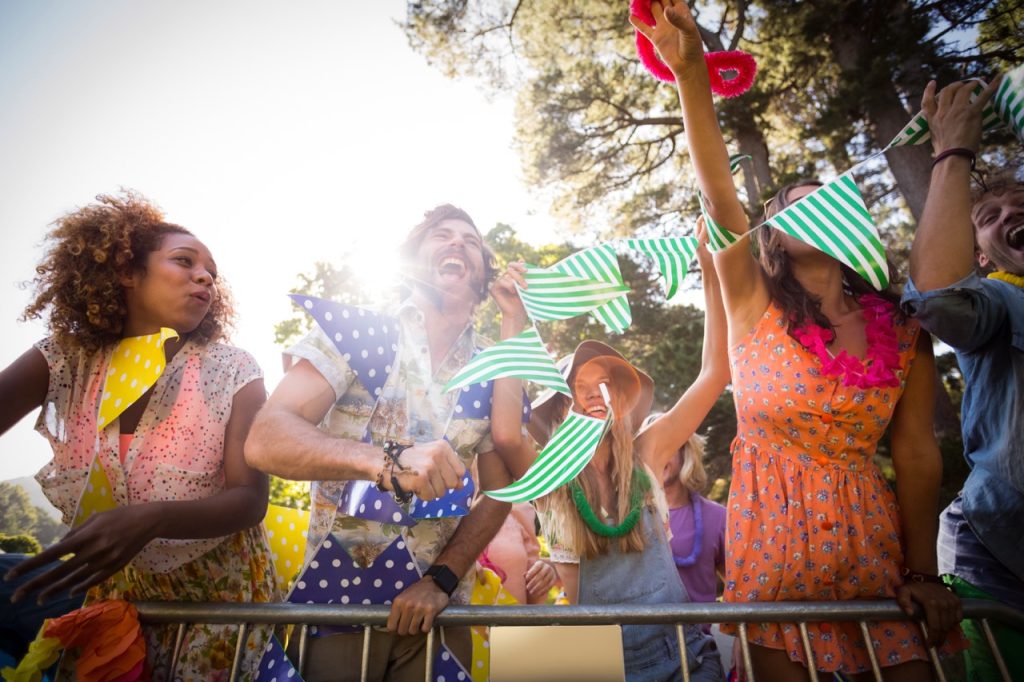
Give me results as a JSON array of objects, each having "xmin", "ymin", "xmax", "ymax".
[{"xmin": 135, "ymin": 599, "xmax": 1024, "ymax": 682}]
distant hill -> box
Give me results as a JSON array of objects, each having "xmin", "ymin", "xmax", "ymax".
[{"xmin": 4, "ymin": 476, "xmax": 61, "ymax": 520}]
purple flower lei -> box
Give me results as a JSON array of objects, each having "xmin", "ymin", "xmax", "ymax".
[{"xmin": 672, "ymin": 494, "xmax": 704, "ymax": 568}]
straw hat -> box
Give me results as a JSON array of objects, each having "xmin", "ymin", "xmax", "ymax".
[{"xmin": 527, "ymin": 340, "xmax": 654, "ymax": 448}]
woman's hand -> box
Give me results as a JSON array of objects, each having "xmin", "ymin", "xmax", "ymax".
[
  {"xmin": 525, "ymin": 559, "xmax": 559, "ymax": 601},
  {"xmin": 490, "ymin": 260, "xmax": 529, "ymax": 327},
  {"xmin": 896, "ymin": 580, "xmax": 963, "ymax": 647},
  {"xmin": 6, "ymin": 504, "xmax": 160, "ymax": 603},
  {"xmin": 694, "ymin": 215, "xmax": 714, "ymax": 274},
  {"xmin": 629, "ymin": 0, "xmax": 704, "ymax": 79}
]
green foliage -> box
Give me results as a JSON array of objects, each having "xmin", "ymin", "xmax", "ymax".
[
  {"xmin": 0, "ymin": 482, "xmax": 68, "ymax": 547},
  {"xmin": 269, "ymin": 476, "xmax": 311, "ymax": 511},
  {"xmin": 0, "ymin": 534, "xmax": 42, "ymax": 554},
  {"xmin": 273, "ymin": 261, "xmax": 368, "ymax": 347}
]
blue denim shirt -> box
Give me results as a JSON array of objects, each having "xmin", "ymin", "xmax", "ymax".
[{"xmin": 902, "ymin": 273, "xmax": 1024, "ymax": 584}]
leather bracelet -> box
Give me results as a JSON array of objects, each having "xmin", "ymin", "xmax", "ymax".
[
  {"xmin": 931, "ymin": 147, "xmax": 975, "ymax": 171},
  {"xmin": 900, "ymin": 566, "xmax": 945, "ymax": 585}
]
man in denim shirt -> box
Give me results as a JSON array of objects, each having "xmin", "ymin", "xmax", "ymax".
[{"xmin": 902, "ymin": 78, "xmax": 1023, "ymax": 680}]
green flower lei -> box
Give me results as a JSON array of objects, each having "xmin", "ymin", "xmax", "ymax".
[{"xmin": 569, "ymin": 467, "xmax": 650, "ymax": 538}]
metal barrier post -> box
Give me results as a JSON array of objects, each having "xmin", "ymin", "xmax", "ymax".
[
  {"xmin": 298, "ymin": 624, "xmax": 309, "ymax": 676},
  {"xmin": 228, "ymin": 622, "xmax": 249, "ymax": 682},
  {"xmin": 857, "ymin": 620, "xmax": 883, "ymax": 682},
  {"xmin": 423, "ymin": 628, "xmax": 435, "ymax": 682},
  {"xmin": 980, "ymin": 619, "xmax": 1012, "ymax": 682},
  {"xmin": 737, "ymin": 622, "xmax": 756, "ymax": 682},
  {"xmin": 796, "ymin": 622, "xmax": 819, "ymax": 682},
  {"xmin": 917, "ymin": 622, "xmax": 947, "ymax": 682},
  {"xmin": 361, "ymin": 625, "xmax": 372, "ymax": 682},
  {"xmin": 168, "ymin": 622, "xmax": 186, "ymax": 680},
  {"xmin": 675, "ymin": 623, "xmax": 690, "ymax": 682}
]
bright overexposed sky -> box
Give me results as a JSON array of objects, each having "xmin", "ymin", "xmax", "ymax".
[{"xmin": 0, "ymin": 1, "xmax": 560, "ymax": 482}]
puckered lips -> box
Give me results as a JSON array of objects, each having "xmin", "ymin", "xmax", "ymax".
[{"xmin": 189, "ymin": 289, "xmax": 211, "ymax": 305}]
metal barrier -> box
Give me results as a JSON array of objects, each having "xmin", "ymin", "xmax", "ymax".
[{"xmin": 135, "ymin": 599, "xmax": 1024, "ymax": 682}]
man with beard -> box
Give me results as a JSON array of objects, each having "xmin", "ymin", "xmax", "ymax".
[
  {"xmin": 246, "ymin": 204, "xmax": 531, "ymax": 681},
  {"xmin": 903, "ymin": 79, "xmax": 1024, "ymax": 680}
]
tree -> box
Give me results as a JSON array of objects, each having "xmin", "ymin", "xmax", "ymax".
[
  {"xmin": 0, "ymin": 534, "xmax": 42, "ymax": 555},
  {"xmin": 0, "ymin": 483, "xmax": 67, "ymax": 548}
]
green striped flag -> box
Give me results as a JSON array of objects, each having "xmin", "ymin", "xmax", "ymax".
[
  {"xmin": 554, "ymin": 244, "xmax": 632, "ymax": 333},
  {"xmin": 993, "ymin": 65, "xmax": 1024, "ymax": 142},
  {"xmin": 887, "ymin": 80, "xmax": 1003, "ymax": 148},
  {"xmin": 484, "ymin": 410, "xmax": 610, "ymax": 502},
  {"xmin": 698, "ymin": 192, "xmax": 741, "ymax": 253},
  {"xmin": 517, "ymin": 268, "xmax": 629, "ymax": 323},
  {"xmin": 443, "ymin": 327, "xmax": 570, "ymax": 395},
  {"xmin": 698, "ymin": 153, "xmax": 750, "ymax": 252},
  {"xmin": 765, "ymin": 174, "xmax": 890, "ymax": 290},
  {"xmin": 622, "ymin": 237, "xmax": 699, "ymax": 299}
]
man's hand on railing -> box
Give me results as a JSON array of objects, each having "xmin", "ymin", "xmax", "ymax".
[
  {"xmin": 896, "ymin": 581, "xmax": 963, "ymax": 646},
  {"xmin": 386, "ymin": 576, "xmax": 450, "ymax": 635}
]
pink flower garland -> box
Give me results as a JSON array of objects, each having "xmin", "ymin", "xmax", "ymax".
[
  {"xmin": 630, "ymin": 0, "xmax": 758, "ymax": 96},
  {"xmin": 790, "ymin": 294, "xmax": 902, "ymax": 390}
]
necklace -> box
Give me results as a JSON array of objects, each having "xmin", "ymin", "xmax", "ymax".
[
  {"xmin": 672, "ymin": 494, "xmax": 704, "ymax": 567},
  {"xmin": 790, "ymin": 294, "xmax": 901, "ymax": 389},
  {"xmin": 989, "ymin": 271, "xmax": 1024, "ymax": 289},
  {"xmin": 570, "ymin": 467, "xmax": 649, "ymax": 538}
]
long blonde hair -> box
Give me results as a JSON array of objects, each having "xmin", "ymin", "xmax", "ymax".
[{"xmin": 545, "ymin": 390, "xmax": 651, "ymax": 560}]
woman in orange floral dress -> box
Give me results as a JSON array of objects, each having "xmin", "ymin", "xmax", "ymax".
[{"xmin": 632, "ymin": 2, "xmax": 964, "ymax": 679}]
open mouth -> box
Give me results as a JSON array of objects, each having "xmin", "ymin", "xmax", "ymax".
[
  {"xmin": 585, "ymin": 404, "xmax": 608, "ymax": 419},
  {"xmin": 1007, "ymin": 224, "xmax": 1024, "ymax": 250},
  {"xmin": 437, "ymin": 255, "xmax": 468, "ymax": 278}
]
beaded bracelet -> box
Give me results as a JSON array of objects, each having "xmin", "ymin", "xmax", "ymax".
[{"xmin": 899, "ymin": 566, "xmax": 945, "ymax": 585}]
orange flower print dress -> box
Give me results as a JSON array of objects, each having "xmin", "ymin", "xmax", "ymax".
[{"xmin": 723, "ymin": 301, "xmax": 963, "ymax": 674}]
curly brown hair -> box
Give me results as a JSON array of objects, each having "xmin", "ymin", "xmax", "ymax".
[
  {"xmin": 756, "ymin": 181, "xmax": 902, "ymax": 338},
  {"xmin": 22, "ymin": 191, "xmax": 235, "ymax": 353}
]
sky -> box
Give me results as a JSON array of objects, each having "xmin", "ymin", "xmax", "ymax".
[{"xmin": 0, "ymin": 1, "xmax": 559, "ymax": 482}]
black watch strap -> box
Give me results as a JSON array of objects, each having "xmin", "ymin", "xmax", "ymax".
[{"xmin": 425, "ymin": 563, "xmax": 459, "ymax": 597}]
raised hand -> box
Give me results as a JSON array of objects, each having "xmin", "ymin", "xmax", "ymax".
[
  {"xmin": 629, "ymin": 0, "xmax": 704, "ymax": 78},
  {"xmin": 490, "ymin": 260, "xmax": 529, "ymax": 327},
  {"xmin": 921, "ymin": 78, "xmax": 1001, "ymax": 156}
]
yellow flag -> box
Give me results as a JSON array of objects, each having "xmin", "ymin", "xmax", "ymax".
[
  {"xmin": 470, "ymin": 566, "xmax": 518, "ymax": 682},
  {"xmin": 72, "ymin": 457, "xmax": 117, "ymax": 528},
  {"xmin": 264, "ymin": 504, "xmax": 311, "ymax": 590},
  {"xmin": 97, "ymin": 328, "xmax": 178, "ymax": 430}
]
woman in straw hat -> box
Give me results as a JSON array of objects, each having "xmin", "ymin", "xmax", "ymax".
[{"xmin": 491, "ymin": 228, "xmax": 729, "ymax": 681}]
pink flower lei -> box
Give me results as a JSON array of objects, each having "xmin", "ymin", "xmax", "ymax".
[{"xmin": 790, "ymin": 294, "xmax": 902, "ymax": 390}]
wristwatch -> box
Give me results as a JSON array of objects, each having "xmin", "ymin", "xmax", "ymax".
[{"xmin": 425, "ymin": 564, "xmax": 460, "ymax": 597}]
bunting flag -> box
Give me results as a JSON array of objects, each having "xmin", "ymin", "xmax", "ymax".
[
  {"xmin": 485, "ymin": 410, "xmax": 610, "ymax": 503},
  {"xmin": 443, "ymin": 327, "xmax": 570, "ymax": 396},
  {"xmin": 287, "ymin": 534, "xmax": 422, "ymax": 636},
  {"xmin": 72, "ymin": 457, "xmax": 117, "ymax": 528},
  {"xmin": 254, "ymin": 636, "xmax": 303, "ymax": 682},
  {"xmin": 264, "ymin": 504, "xmax": 311, "ymax": 591},
  {"xmin": 697, "ymin": 153, "xmax": 750, "ymax": 253},
  {"xmin": 433, "ymin": 643, "xmax": 472, "ymax": 682},
  {"xmin": 887, "ymin": 80, "xmax": 1004, "ymax": 148},
  {"xmin": 622, "ymin": 237, "xmax": 699, "ymax": 299},
  {"xmin": 993, "ymin": 64, "xmax": 1024, "ymax": 142},
  {"xmin": 470, "ymin": 567, "xmax": 518, "ymax": 682},
  {"xmin": 765, "ymin": 174, "xmax": 890, "ymax": 290},
  {"xmin": 339, "ymin": 480, "xmax": 414, "ymax": 526},
  {"xmin": 97, "ymin": 327, "xmax": 178, "ymax": 429},
  {"xmin": 556, "ymin": 244, "xmax": 631, "ymax": 333},
  {"xmin": 517, "ymin": 269, "xmax": 629, "ymax": 325},
  {"xmin": 289, "ymin": 295, "xmax": 400, "ymax": 398}
]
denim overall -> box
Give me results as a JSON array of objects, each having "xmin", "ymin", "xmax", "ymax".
[{"xmin": 578, "ymin": 508, "xmax": 723, "ymax": 682}]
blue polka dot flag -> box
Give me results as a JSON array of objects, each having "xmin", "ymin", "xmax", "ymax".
[
  {"xmin": 254, "ymin": 635, "xmax": 302, "ymax": 681},
  {"xmin": 433, "ymin": 642, "xmax": 472, "ymax": 682},
  {"xmin": 339, "ymin": 480, "xmax": 415, "ymax": 526},
  {"xmin": 289, "ymin": 294, "xmax": 399, "ymax": 399},
  {"xmin": 287, "ymin": 534, "xmax": 422, "ymax": 636}
]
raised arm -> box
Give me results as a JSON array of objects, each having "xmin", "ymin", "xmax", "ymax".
[
  {"xmin": 631, "ymin": 0, "xmax": 768, "ymax": 338},
  {"xmin": 488, "ymin": 260, "xmax": 539, "ymax": 480},
  {"xmin": 635, "ymin": 222, "xmax": 729, "ymax": 474},
  {"xmin": 245, "ymin": 359, "xmax": 464, "ymax": 500},
  {"xmin": 909, "ymin": 79, "xmax": 1001, "ymax": 291}
]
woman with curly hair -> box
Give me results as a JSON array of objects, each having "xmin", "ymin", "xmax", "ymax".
[
  {"xmin": 633, "ymin": 3, "xmax": 964, "ymax": 679},
  {"xmin": 1, "ymin": 191, "xmax": 277, "ymax": 680}
]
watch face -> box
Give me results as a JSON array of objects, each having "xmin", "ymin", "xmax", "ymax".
[{"xmin": 428, "ymin": 564, "xmax": 459, "ymax": 596}]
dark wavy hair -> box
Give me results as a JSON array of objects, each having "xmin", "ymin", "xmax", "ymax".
[
  {"xmin": 756, "ymin": 181, "xmax": 902, "ymax": 337},
  {"xmin": 399, "ymin": 203, "xmax": 498, "ymax": 303},
  {"xmin": 22, "ymin": 190, "xmax": 235, "ymax": 353}
]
